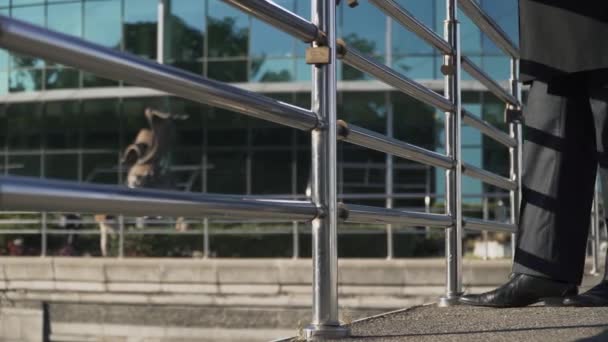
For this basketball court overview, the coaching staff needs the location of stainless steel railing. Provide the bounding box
[0,0,528,339]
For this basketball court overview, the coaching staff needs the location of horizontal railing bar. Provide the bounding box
[0,16,317,131]
[345,204,452,227]
[462,163,516,191]
[461,56,519,107]
[369,0,452,54]
[0,229,41,234]
[222,0,321,43]
[0,176,319,221]
[461,109,516,148]
[341,46,454,112]
[464,217,517,233]
[458,0,519,58]
[340,121,454,169]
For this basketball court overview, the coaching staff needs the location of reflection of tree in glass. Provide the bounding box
[164,15,203,64]
[207,17,248,58]
[250,54,290,83]
[342,33,378,81]
[123,22,157,59]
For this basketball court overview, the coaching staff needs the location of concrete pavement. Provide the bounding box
[320,304,608,342]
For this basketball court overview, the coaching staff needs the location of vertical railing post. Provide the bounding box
[304,0,349,339]
[157,0,165,64]
[508,58,523,260]
[385,93,394,260]
[439,0,463,306]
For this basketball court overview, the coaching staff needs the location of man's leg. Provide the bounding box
[562,86,608,306]
[512,80,597,285]
[459,80,593,307]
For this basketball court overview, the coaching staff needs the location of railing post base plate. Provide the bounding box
[304,324,350,340]
[438,294,464,307]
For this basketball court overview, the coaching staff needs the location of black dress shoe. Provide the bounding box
[458,273,578,308]
[562,280,608,307]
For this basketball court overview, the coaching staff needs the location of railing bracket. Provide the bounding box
[505,105,523,123]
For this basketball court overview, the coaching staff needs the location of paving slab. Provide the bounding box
[328,304,608,342]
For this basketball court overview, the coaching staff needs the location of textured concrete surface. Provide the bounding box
[0,305,44,342]
[324,305,608,342]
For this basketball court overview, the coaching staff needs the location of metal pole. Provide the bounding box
[156,0,165,64]
[482,196,489,260]
[203,218,210,258]
[509,58,523,261]
[304,0,348,339]
[439,0,463,307]
[118,214,125,258]
[292,130,300,259]
[385,92,394,260]
[384,17,394,260]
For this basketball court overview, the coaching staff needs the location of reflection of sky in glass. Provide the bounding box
[84,0,122,48]
[250,58,294,83]
[169,0,205,33]
[125,0,157,24]
[250,17,295,58]
[341,1,386,57]
[393,0,435,55]
[47,2,82,37]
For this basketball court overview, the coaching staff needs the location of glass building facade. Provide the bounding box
[0,0,519,257]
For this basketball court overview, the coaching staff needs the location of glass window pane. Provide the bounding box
[250,58,294,82]
[46,68,80,90]
[458,8,482,55]
[341,1,385,58]
[392,56,436,79]
[0,71,8,94]
[48,1,83,37]
[207,1,249,58]
[165,0,204,68]
[84,0,121,48]
[393,0,434,55]
[44,101,80,149]
[83,153,119,184]
[250,0,295,58]
[11,5,45,68]
[207,60,247,82]
[252,151,291,194]
[82,99,120,149]
[7,155,41,177]
[482,56,510,81]
[82,71,118,88]
[7,102,43,150]
[208,151,246,194]
[45,154,78,180]
[481,0,519,54]
[9,69,42,92]
[124,0,157,59]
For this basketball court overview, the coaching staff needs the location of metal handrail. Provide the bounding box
[222,0,322,43]
[339,121,455,169]
[369,0,452,55]
[0,176,318,221]
[462,56,519,107]
[0,16,318,131]
[345,204,452,227]
[462,109,516,148]
[464,217,517,233]
[459,0,520,58]
[341,46,454,112]
[462,163,517,191]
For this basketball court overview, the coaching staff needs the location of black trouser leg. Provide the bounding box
[592,90,608,281]
[513,80,598,284]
